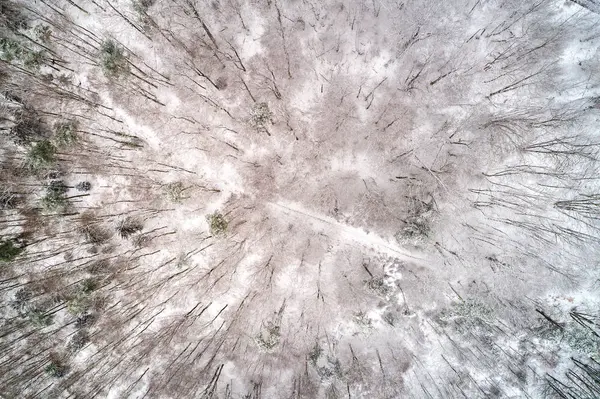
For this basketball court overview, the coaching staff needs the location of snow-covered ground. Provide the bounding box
[1,0,600,397]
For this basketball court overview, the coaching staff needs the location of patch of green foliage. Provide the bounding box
[33,25,52,44]
[163,181,185,202]
[67,331,88,353]
[132,0,155,27]
[80,278,97,294]
[0,37,22,62]
[439,298,494,329]
[67,294,90,315]
[250,102,273,131]
[45,360,66,378]
[41,180,68,211]
[255,323,281,351]
[67,279,98,315]
[100,40,129,77]
[54,121,78,147]
[541,324,600,358]
[26,307,53,327]
[0,239,23,262]
[0,37,45,69]
[23,50,44,69]
[26,140,56,171]
[207,212,227,236]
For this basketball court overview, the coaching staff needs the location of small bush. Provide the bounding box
[116,217,143,239]
[0,37,23,62]
[0,239,24,262]
[9,110,45,146]
[132,233,149,248]
[23,50,44,70]
[34,25,52,44]
[353,311,373,329]
[67,294,90,316]
[26,140,56,171]
[255,323,281,351]
[54,121,78,147]
[250,102,273,131]
[163,181,185,202]
[541,323,600,358]
[26,307,53,327]
[100,40,129,77]
[207,212,227,236]
[0,187,18,209]
[439,299,494,329]
[132,0,155,14]
[75,181,91,192]
[80,278,97,294]
[395,195,435,244]
[0,37,45,69]
[41,180,68,211]
[75,313,94,329]
[366,276,393,298]
[45,360,66,378]
[67,331,88,353]
[79,224,110,245]
[87,259,109,275]
[308,342,323,365]
[10,289,32,313]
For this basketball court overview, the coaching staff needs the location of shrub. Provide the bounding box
[67,294,90,316]
[87,259,109,275]
[26,307,53,327]
[0,37,45,69]
[67,331,88,353]
[207,212,227,236]
[67,279,97,315]
[308,342,323,365]
[33,25,52,44]
[0,239,24,262]
[9,110,45,146]
[75,181,91,192]
[75,313,94,329]
[366,276,393,297]
[100,40,129,77]
[26,140,56,171]
[45,360,66,378]
[132,0,155,14]
[132,233,149,248]
[255,323,281,351]
[353,311,373,329]
[79,224,110,244]
[10,288,32,313]
[0,37,23,62]
[542,324,600,358]
[395,195,435,244]
[41,180,68,211]
[116,217,143,239]
[250,102,273,131]
[0,186,18,209]
[163,181,185,202]
[439,299,494,329]
[23,50,44,70]
[80,278,97,294]
[54,121,78,147]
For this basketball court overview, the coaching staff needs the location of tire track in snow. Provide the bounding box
[268,201,425,262]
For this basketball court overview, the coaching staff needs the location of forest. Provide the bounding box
[0,0,600,397]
